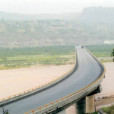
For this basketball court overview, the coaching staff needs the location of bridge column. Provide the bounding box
[85,85,102,113]
[86,95,95,113]
[57,86,102,114]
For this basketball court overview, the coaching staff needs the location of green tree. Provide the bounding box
[111,49,114,62]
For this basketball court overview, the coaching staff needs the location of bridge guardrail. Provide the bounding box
[0,50,77,106]
[25,48,105,114]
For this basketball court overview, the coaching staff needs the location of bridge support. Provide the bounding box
[86,95,95,113]
[54,85,102,114]
[85,85,102,113]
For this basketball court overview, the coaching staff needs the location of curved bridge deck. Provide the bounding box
[0,47,105,114]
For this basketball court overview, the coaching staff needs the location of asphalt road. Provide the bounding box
[0,47,103,114]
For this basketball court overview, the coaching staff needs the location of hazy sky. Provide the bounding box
[0,0,114,14]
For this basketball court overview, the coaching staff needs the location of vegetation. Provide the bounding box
[87,45,114,57]
[87,45,114,63]
[0,19,114,48]
[0,7,114,48]
[111,49,114,62]
[0,44,113,69]
[0,45,75,69]
[101,105,114,113]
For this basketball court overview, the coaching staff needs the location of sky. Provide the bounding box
[0,0,114,14]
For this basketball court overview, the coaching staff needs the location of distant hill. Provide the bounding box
[79,7,114,23]
[0,7,114,48]
[0,7,114,22]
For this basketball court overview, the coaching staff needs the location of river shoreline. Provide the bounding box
[0,64,74,99]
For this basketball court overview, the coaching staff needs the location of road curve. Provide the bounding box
[0,47,104,114]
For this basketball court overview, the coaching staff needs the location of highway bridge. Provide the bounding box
[0,47,105,114]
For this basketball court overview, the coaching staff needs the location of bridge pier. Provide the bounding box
[53,85,102,114]
[85,85,102,113]
[86,95,95,113]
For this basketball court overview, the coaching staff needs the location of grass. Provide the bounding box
[0,45,75,69]
[87,44,114,57]
[87,44,114,63]
[101,105,114,113]
[99,57,113,63]
[0,55,75,69]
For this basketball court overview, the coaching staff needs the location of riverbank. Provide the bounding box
[95,62,114,98]
[0,64,74,99]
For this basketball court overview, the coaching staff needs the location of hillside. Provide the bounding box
[0,7,114,48]
[79,7,114,23]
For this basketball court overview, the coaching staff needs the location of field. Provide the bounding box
[0,45,75,69]
[0,44,113,69]
[87,45,114,57]
[87,45,114,62]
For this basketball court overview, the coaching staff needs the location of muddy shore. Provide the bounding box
[0,64,74,99]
